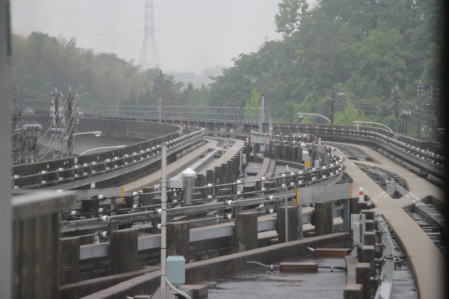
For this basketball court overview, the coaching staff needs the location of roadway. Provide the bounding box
[328,141,445,299]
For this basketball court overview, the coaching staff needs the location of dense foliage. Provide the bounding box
[12,0,442,138]
[12,32,194,112]
[208,0,442,136]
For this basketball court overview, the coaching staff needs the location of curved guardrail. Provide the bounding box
[274,124,445,180]
[13,126,205,189]
[14,113,445,189]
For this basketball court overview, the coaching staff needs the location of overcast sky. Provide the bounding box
[11,0,289,73]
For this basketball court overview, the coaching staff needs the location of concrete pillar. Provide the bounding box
[364,232,376,246]
[365,220,375,232]
[349,197,360,215]
[193,174,201,187]
[344,284,363,299]
[361,210,374,220]
[276,206,299,242]
[281,146,287,160]
[274,144,281,159]
[291,147,298,162]
[284,147,291,161]
[221,163,228,184]
[296,146,302,162]
[313,202,333,236]
[214,166,222,184]
[205,170,214,184]
[356,263,371,299]
[343,199,351,233]
[298,205,304,239]
[59,237,80,284]
[110,228,138,274]
[142,187,153,206]
[361,245,375,269]
[167,221,190,262]
[227,160,234,182]
[234,212,258,252]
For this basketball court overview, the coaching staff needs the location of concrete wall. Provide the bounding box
[79,118,178,140]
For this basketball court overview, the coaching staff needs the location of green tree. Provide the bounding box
[334,103,367,126]
[244,89,261,121]
[12,32,190,111]
[275,0,309,36]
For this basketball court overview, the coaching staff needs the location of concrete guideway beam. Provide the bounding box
[334,141,445,299]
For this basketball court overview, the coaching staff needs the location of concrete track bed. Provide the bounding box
[205,257,346,299]
[355,163,408,199]
[80,233,350,299]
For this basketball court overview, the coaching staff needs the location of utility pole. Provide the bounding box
[330,91,336,125]
[158,95,162,123]
[416,81,422,138]
[258,94,265,133]
[160,143,167,298]
[393,84,400,133]
[0,0,12,297]
[139,0,159,69]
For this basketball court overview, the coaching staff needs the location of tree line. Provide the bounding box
[12,0,442,138]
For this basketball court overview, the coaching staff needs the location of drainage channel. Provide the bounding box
[355,163,408,199]
[404,200,446,256]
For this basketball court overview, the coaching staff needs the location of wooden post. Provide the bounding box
[314,202,333,236]
[276,206,299,242]
[59,237,80,284]
[167,221,190,262]
[110,228,138,274]
[234,212,258,252]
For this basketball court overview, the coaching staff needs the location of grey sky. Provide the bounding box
[11,0,286,73]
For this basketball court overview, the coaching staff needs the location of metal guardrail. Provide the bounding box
[96,108,445,180]
[101,105,268,124]
[12,128,204,189]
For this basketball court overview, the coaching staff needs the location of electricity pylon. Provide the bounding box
[139,0,160,69]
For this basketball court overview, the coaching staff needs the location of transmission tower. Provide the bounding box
[139,0,160,69]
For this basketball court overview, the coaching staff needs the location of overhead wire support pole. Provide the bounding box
[393,84,400,133]
[160,143,167,298]
[0,0,12,296]
[258,94,265,133]
[158,96,162,123]
[330,91,336,125]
